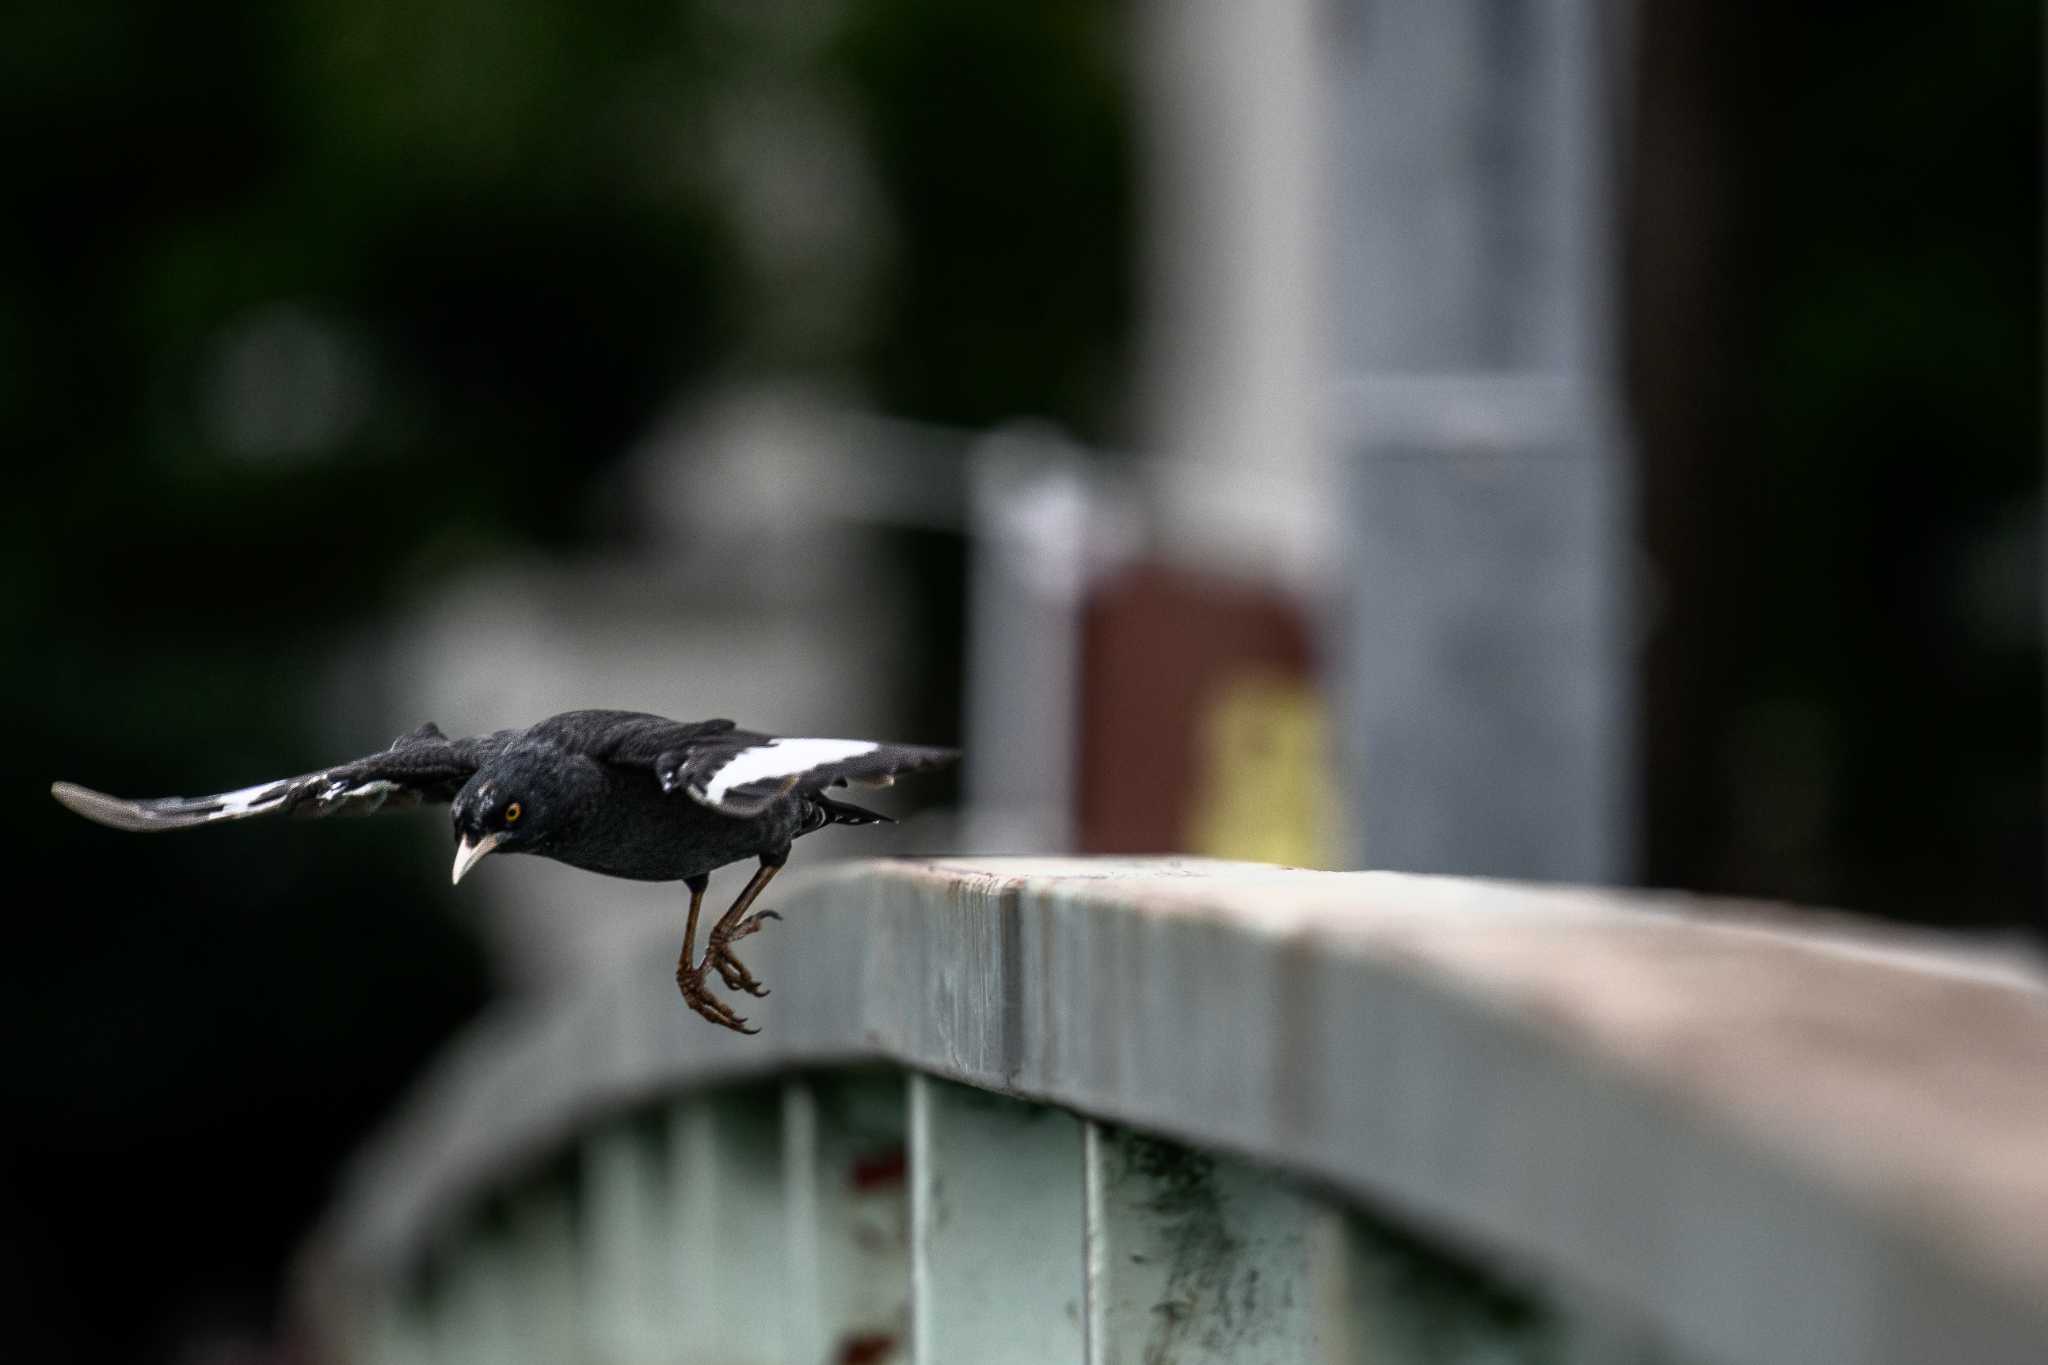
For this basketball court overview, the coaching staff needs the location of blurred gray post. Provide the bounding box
[1331,0,1634,880]
[961,429,1094,854]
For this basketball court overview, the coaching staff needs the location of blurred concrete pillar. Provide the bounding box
[1330,0,1634,880]
[1114,0,1344,866]
[1135,0,1331,586]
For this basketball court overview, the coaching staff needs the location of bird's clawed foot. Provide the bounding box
[676,907,782,1033]
[710,909,780,997]
[676,958,758,1034]
[675,861,785,1035]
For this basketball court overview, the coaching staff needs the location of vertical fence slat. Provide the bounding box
[909,1074,1086,1364]
[667,1089,786,1364]
[1083,1121,1351,1364]
[785,1072,913,1365]
[585,1119,667,1365]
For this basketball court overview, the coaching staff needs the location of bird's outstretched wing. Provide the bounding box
[532,710,744,767]
[657,732,959,819]
[528,709,957,819]
[51,723,513,833]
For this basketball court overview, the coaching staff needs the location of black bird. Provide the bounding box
[50,710,957,1033]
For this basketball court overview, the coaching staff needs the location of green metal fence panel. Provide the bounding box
[585,1119,670,1365]
[909,1075,1087,1363]
[669,1091,786,1364]
[299,858,2048,1365]
[1084,1124,1342,1363]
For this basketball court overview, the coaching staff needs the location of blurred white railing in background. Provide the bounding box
[298,859,2048,1365]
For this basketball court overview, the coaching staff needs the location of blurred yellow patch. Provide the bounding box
[1185,671,1342,868]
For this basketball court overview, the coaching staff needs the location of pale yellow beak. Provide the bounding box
[451,831,504,885]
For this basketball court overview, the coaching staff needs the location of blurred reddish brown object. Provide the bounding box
[1078,564,1330,860]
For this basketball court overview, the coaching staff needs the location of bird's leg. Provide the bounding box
[679,874,708,966]
[704,860,783,999]
[674,863,786,1033]
[675,875,753,1034]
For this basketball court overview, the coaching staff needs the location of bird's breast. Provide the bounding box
[544,778,795,883]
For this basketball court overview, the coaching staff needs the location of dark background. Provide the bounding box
[1,1,2036,1360]
[1630,0,2041,928]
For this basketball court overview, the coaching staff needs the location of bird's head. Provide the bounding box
[449,751,577,884]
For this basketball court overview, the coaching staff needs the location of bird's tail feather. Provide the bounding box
[812,793,894,827]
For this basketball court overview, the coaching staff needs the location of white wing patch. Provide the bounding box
[317,778,403,814]
[210,781,290,820]
[700,738,880,805]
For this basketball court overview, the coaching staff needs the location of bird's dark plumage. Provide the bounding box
[53,709,958,1032]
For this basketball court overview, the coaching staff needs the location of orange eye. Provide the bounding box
[504,801,522,824]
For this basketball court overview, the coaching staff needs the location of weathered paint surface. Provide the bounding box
[1084,1123,1328,1364]
[910,1074,1086,1363]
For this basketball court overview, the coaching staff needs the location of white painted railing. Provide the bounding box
[297,859,2048,1365]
